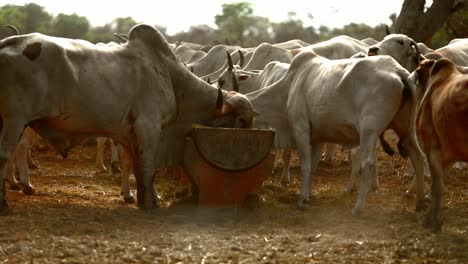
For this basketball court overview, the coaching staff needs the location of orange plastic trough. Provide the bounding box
[183,126,275,206]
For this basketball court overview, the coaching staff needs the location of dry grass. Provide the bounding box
[0,134,467,263]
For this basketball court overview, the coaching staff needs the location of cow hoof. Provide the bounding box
[96,165,108,174]
[415,200,428,212]
[9,183,21,191]
[423,214,442,233]
[346,185,356,193]
[0,207,10,216]
[352,207,361,217]
[139,203,157,211]
[369,185,379,193]
[124,196,135,204]
[22,186,36,196]
[403,189,413,198]
[111,162,121,174]
[431,222,442,233]
[297,199,309,209]
[28,162,38,170]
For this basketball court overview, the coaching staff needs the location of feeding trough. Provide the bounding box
[183,126,275,206]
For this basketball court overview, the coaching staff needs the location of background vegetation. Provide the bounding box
[0,2,466,48]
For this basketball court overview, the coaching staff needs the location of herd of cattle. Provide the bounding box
[0,24,466,233]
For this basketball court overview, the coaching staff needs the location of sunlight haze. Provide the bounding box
[5,0,407,34]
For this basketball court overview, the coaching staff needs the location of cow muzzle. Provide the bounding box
[368,47,379,56]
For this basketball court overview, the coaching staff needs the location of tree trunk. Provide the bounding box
[394,0,463,43]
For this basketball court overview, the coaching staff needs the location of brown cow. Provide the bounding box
[416,58,468,232]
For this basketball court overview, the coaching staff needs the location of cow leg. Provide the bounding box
[424,146,445,233]
[27,149,38,169]
[132,122,159,210]
[119,146,134,203]
[272,149,281,174]
[321,144,335,163]
[346,147,360,193]
[452,162,467,171]
[297,139,321,209]
[96,137,108,173]
[110,139,121,174]
[402,136,427,211]
[352,130,377,216]
[6,154,19,190]
[14,139,34,195]
[0,121,25,212]
[280,148,291,184]
[294,121,313,208]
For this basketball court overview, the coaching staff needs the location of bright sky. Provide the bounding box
[5,0,409,35]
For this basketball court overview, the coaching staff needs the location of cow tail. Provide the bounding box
[396,70,416,159]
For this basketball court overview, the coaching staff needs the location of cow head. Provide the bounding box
[410,59,436,98]
[212,87,258,128]
[367,34,421,72]
[216,50,249,92]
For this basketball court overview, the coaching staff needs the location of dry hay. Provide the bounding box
[0,132,467,263]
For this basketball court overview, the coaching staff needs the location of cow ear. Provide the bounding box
[430,58,454,77]
[238,73,250,81]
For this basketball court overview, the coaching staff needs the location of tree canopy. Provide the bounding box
[0,1,465,47]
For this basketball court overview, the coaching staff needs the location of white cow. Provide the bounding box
[367,34,421,72]
[242,43,294,71]
[174,45,203,63]
[186,44,242,77]
[292,35,369,60]
[425,38,468,66]
[246,51,426,215]
[361,37,378,46]
[0,24,257,212]
[217,61,292,182]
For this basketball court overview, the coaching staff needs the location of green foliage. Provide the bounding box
[0,2,461,47]
[0,3,51,37]
[51,13,90,39]
[112,17,137,34]
[430,5,468,48]
[272,12,318,44]
[22,3,51,33]
[215,2,254,45]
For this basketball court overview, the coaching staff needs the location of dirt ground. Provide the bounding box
[0,134,467,263]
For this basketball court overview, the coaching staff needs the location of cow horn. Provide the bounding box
[410,40,421,65]
[4,25,19,35]
[113,33,127,43]
[232,71,239,92]
[227,50,234,70]
[206,77,211,84]
[385,25,391,35]
[238,50,245,68]
[216,86,223,113]
[190,66,194,73]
